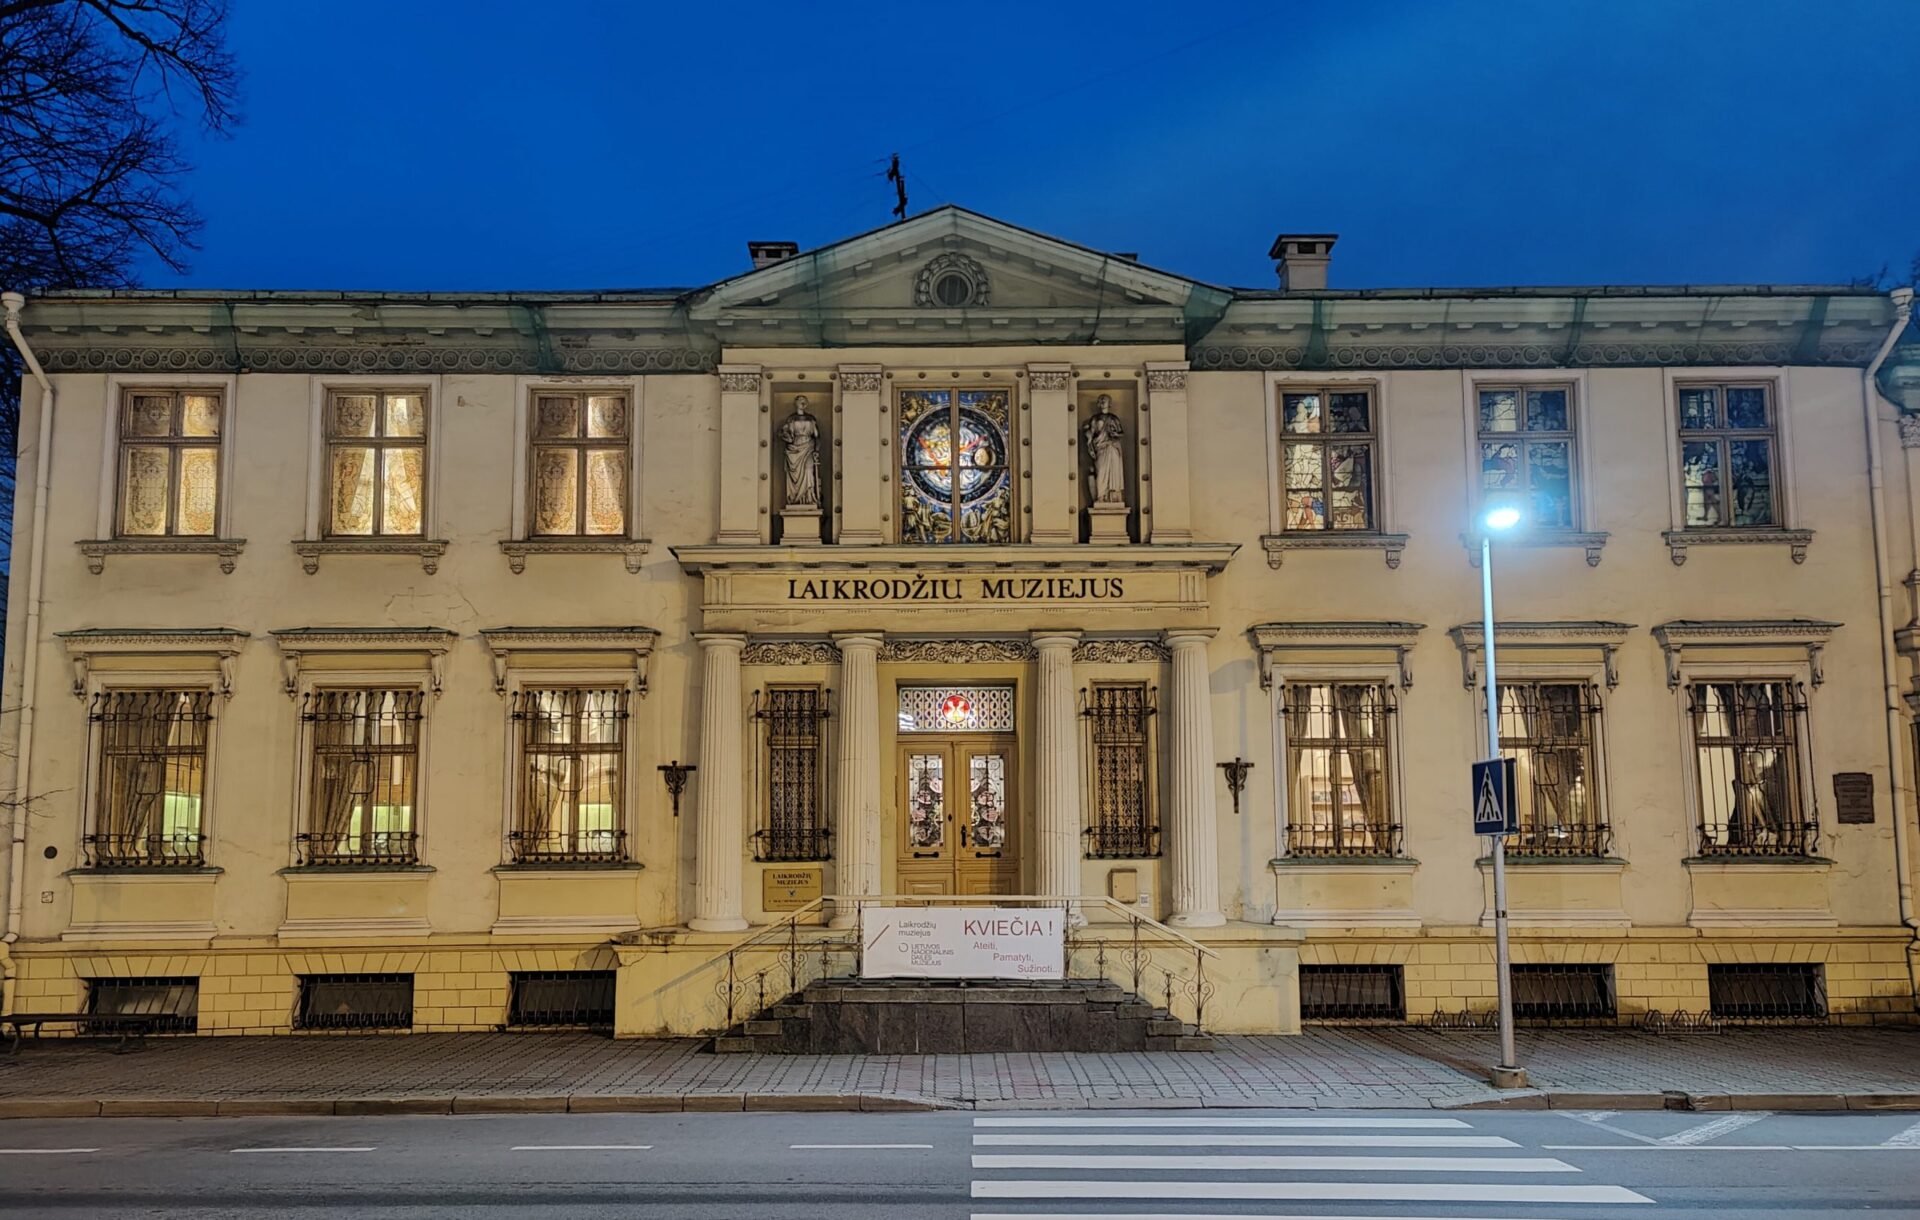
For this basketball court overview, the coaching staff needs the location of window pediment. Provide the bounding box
[1445,621,1634,690]
[57,628,249,699]
[1651,618,1839,688]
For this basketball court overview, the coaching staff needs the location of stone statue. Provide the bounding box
[1083,394,1127,505]
[779,397,821,508]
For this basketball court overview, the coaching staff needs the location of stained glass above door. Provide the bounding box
[897,686,1015,733]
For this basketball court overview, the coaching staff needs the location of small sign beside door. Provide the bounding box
[762,866,823,912]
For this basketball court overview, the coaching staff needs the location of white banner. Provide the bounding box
[860,906,1065,980]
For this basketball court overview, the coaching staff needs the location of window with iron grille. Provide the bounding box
[86,689,214,868]
[326,389,426,536]
[87,977,199,1033]
[1512,964,1615,1021]
[1299,964,1405,1021]
[1084,683,1158,858]
[1283,682,1398,856]
[754,686,829,862]
[1279,387,1376,531]
[295,973,414,1030]
[1677,382,1779,528]
[528,391,630,537]
[510,688,628,863]
[508,971,616,1028]
[1477,385,1577,529]
[299,689,424,866]
[1688,680,1815,856]
[1494,682,1608,857]
[115,388,222,537]
[1708,963,1826,1020]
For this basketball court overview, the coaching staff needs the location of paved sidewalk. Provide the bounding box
[2,1027,1916,1116]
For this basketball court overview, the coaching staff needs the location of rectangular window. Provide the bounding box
[295,973,413,1030]
[1707,963,1826,1020]
[86,689,214,868]
[1688,679,1815,856]
[510,687,628,862]
[507,971,616,1028]
[1494,682,1607,856]
[116,389,222,537]
[326,390,426,536]
[1677,382,1778,527]
[87,977,199,1034]
[529,391,630,537]
[1478,385,1576,529]
[1284,682,1397,855]
[1085,683,1157,858]
[755,685,829,862]
[299,688,423,866]
[1280,387,1375,531]
[1511,964,1615,1021]
[897,388,1013,543]
[1299,964,1405,1021]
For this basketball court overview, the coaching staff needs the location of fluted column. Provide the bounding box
[690,632,749,932]
[1163,628,1225,927]
[830,632,884,927]
[1032,631,1083,920]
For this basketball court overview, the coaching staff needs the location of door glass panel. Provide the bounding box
[968,753,1007,849]
[906,752,945,849]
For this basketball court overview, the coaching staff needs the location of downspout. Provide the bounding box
[1860,287,1920,998]
[2,291,55,949]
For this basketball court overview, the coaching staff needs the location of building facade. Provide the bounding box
[1,208,1916,1037]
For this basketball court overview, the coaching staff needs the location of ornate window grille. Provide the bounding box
[115,388,222,537]
[298,688,424,866]
[1688,679,1815,856]
[1677,382,1779,528]
[325,389,427,536]
[753,685,831,862]
[1279,387,1376,531]
[528,391,630,537]
[85,689,214,868]
[1082,683,1158,858]
[1493,682,1608,857]
[1283,682,1399,856]
[509,687,629,863]
[1476,385,1577,529]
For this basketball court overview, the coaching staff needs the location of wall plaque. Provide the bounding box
[762,866,823,911]
[1833,772,1875,824]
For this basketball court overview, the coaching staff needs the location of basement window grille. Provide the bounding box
[507,971,616,1029]
[1511,964,1615,1022]
[1082,683,1159,859]
[1299,964,1405,1022]
[295,973,414,1030]
[1708,963,1827,1020]
[86,977,198,1033]
[753,686,831,862]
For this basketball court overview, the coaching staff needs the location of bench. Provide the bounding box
[3,1012,166,1054]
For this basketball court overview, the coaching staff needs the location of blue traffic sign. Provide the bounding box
[1472,757,1518,835]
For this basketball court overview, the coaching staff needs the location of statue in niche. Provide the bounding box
[1082,394,1127,506]
[778,396,821,508]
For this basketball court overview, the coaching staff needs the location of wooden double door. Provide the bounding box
[895,735,1019,896]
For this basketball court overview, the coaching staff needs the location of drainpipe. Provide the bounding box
[2,291,55,951]
[1860,287,1920,998]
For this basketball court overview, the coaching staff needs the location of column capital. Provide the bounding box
[1029,630,1083,652]
[1160,627,1218,650]
[836,363,884,393]
[830,631,885,652]
[692,631,748,650]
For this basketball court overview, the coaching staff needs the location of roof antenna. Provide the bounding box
[885,153,908,220]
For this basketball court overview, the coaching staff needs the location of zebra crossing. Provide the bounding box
[968,1112,1653,1217]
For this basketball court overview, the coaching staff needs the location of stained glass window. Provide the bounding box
[897,686,1016,734]
[116,390,222,538]
[906,752,946,848]
[969,753,1008,848]
[1678,384,1778,528]
[1478,385,1576,529]
[327,390,427,536]
[1280,388,1375,531]
[898,389,1012,543]
[530,391,629,537]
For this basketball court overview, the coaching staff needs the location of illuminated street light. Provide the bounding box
[1479,498,1526,1088]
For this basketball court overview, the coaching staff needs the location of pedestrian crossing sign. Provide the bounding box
[1472,757,1518,835]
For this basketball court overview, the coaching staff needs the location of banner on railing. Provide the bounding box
[860,906,1064,980]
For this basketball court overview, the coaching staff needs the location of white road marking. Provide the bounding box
[0,1148,98,1155]
[1790,1144,1920,1151]
[230,1147,375,1154]
[973,1116,1471,1129]
[972,1153,1575,1173]
[791,1143,933,1150]
[1884,1119,1920,1148]
[974,1133,1518,1149]
[508,1144,654,1151]
[1550,1110,1662,1145]
[1659,1112,1770,1146]
[1561,1110,1615,1122]
[970,1180,1654,1204]
[1543,1143,1793,1151]
[973,1215,1571,1220]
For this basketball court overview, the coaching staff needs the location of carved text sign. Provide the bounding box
[787,576,1126,603]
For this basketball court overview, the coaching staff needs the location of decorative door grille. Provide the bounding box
[1083,683,1158,858]
[753,686,831,861]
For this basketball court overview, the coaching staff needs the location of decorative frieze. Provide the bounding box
[718,371,762,393]
[1072,638,1170,663]
[1028,369,1073,392]
[840,369,883,392]
[880,638,1037,663]
[1144,368,1187,392]
[742,640,842,665]
[1192,339,1883,372]
[36,345,715,375]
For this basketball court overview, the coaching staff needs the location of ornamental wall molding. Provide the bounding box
[880,637,1037,663]
[1260,531,1409,570]
[1461,530,1609,568]
[840,369,884,392]
[717,371,762,393]
[1144,368,1188,392]
[35,345,716,375]
[1650,618,1840,689]
[742,639,842,665]
[913,252,991,308]
[56,628,250,699]
[1072,638,1171,663]
[1247,621,1425,691]
[269,628,458,698]
[78,537,246,575]
[292,538,447,575]
[478,627,659,695]
[499,538,649,574]
[1191,340,1883,371]
[1443,621,1635,690]
[1028,369,1073,392]
[1660,528,1813,566]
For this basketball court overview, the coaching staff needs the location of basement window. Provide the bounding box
[1512,964,1615,1021]
[86,977,198,1033]
[295,973,414,1030]
[507,971,616,1029]
[1299,964,1405,1022]
[1708,963,1827,1020]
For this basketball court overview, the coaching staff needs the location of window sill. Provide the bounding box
[494,861,643,872]
[1662,528,1813,566]
[1462,531,1609,568]
[1270,855,1417,869]
[1683,855,1832,868]
[66,865,222,878]
[1476,855,1626,869]
[1261,532,1408,570]
[1085,853,1163,862]
[294,538,447,575]
[279,864,435,875]
[79,537,246,575]
[501,537,649,574]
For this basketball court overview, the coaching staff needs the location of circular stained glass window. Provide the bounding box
[905,406,1007,507]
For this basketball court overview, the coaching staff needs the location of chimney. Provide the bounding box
[1269,233,1338,290]
[747,240,800,271]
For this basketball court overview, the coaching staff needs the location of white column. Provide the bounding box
[830,632,884,927]
[1163,628,1225,927]
[690,632,748,931]
[1031,631,1083,918]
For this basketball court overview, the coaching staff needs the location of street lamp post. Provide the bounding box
[1480,504,1527,1089]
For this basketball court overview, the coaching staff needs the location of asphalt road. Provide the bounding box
[1,1106,1917,1218]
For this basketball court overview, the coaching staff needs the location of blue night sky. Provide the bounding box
[145,0,1919,293]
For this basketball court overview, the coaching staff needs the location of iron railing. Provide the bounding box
[86,977,199,1033]
[296,830,418,867]
[1689,680,1817,857]
[1083,683,1159,859]
[507,828,628,864]
[1282,682,1400,856]
[294,973,414,1030]
[82,831,206,869]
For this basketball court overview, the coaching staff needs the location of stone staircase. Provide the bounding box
[711,977,1213,1054]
